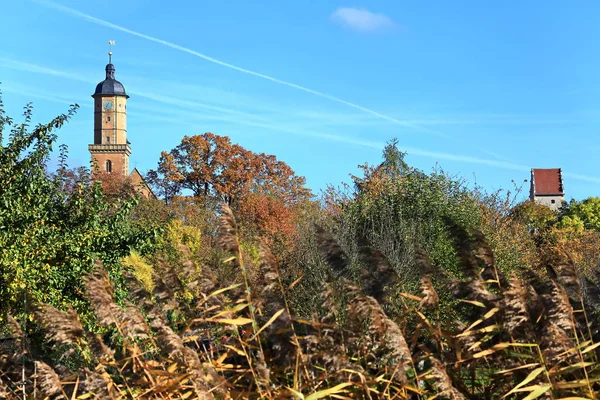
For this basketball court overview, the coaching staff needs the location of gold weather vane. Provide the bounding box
[108,40,115,63]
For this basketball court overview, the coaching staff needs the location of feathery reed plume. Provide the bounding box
[0,376,8,399]
[442,216,479,279]
[314,224,349,277]
[501,275,531,339]
[151,318,185,359]
[539,281,577,364]
[443,217,507,288]
[155,259,185,296]
[454,320,481,357]
[80,368,116,399]
[415,248,439,309]
[123,270,154,311]
[582,276,600,309]
[181,347,219,398]
[347,282,411,384]
[301,283,358,383]
[415,245,435,275]
[553,254,581,298]
[470,228,506,286]
[218,204,242,268]
[177,244,212,296]
[1,315,25,363]
[34,361,65,399]
[34,303,83,347]
[151,275,180,312]
[258,241,283,310]
[357,235,399,305]
[85,261,150,342]
[451,278,499,305]
[545,281,576,335]
[427,357,466,400]
[120,302,150,339]
[6,315,23,340]
[257,241,295,365]
[419,276,439,309]
[84,261,121,327]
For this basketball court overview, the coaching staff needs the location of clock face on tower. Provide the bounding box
[103,100,113,111]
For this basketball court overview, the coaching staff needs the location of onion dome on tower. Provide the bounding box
[93,52,129,98]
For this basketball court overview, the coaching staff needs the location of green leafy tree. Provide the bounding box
[314,140,482,298]
[0,96,157,323]
[560,197,600,231]
[510,200,558,232]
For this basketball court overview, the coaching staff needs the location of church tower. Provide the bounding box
[89,50,131,176]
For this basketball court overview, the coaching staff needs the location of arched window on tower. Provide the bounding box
[106,160,112,173]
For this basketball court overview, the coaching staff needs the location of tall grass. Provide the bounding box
[1,204,599,399]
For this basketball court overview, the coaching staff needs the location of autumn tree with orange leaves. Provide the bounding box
[147,133,311,206]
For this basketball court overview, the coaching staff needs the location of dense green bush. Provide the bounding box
[0,98,158,326]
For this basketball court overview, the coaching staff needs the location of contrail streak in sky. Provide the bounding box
[33,0,446,137]
[5,56,600,184]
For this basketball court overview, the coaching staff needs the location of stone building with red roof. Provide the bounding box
[529,168,564,211]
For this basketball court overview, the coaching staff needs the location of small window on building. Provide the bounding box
[551,199,556,204]
[107,116,111,122]
[106,136,110,143]
[106,160,112,173]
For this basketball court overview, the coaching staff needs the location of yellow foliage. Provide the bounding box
[240,240,260,267]
[165,219,203,256]
[122,250,155,292]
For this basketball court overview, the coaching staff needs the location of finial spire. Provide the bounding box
[108,40,115,64]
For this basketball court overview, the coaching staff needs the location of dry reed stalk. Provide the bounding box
[34,361,66,399]
[0,376,8,399]
[554,257,581,298]
[120,302,151,339]
[1,315,26,365]
[85,261,151,343]
[123,270,154,311]
[453,321,481,358]
[415,248,440,309]
[427,357,466,400]
[84,261,122,327]
[356,235,399,306]
[471,228,506,287]
[539,281,578,365]
[419,276,439,309]
[443,217,480,280]
[80,368,116,399]
[347,282,411,384]
[315,224,349,277]
[502,275,532,339]
[217,204,242,269]
[34,303,83,346]
[217,204,273,398]
[258,241,295,365]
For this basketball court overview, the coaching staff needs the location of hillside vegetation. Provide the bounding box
[2,100,600,399]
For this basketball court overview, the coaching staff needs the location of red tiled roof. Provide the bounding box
[532,168,563,195]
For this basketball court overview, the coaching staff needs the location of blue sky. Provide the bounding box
[1,0,599,201]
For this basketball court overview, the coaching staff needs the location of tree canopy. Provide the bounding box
[0,99,157,318]
[147,133,311,205]
[560,197,600,231]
